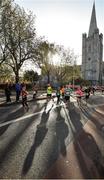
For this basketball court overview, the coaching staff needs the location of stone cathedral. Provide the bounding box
[81,2,103,85]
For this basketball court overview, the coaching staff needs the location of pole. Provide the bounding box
[73,63,74,91]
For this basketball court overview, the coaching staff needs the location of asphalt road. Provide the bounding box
[0,95,104,179]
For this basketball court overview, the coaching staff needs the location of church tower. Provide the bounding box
[82,2,103,85]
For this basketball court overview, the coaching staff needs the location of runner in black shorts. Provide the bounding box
[47,84,52,101]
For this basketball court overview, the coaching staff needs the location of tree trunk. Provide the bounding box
[47,71,50,84]
[15,70,19,83]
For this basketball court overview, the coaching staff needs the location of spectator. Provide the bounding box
[15,82,22,102]
[5,83,11,103]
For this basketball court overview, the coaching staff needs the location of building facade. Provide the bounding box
[82,2,103,85]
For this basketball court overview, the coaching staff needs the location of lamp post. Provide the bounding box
[72,59,76,91]
[72,65,74,91]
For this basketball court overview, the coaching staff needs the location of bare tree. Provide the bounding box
[37,40,56,84]
[53,45,77,84]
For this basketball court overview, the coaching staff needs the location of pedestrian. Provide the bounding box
[64,85,72,106]
[15,82,22,102]
[75,87,84,106]
[56,87,61,104]
[5,82,11,103]
[21,85,29,111]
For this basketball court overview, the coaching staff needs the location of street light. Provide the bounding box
[72,59,76,91]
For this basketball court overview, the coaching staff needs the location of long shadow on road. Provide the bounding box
[0,103,45,169]
[68,102,104,179]
[0,101,46,136]
[22,104,69,178]
[22,102,52,175]
[80,104,104,131]
[55,106,69,157]
[0,106,25,136]
[44,105,69,179]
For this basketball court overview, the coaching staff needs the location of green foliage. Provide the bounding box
[73,77,91,86]
[0,64,13,82]
[23,70,39,83]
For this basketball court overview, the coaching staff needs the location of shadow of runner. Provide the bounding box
[0,107,25,136]
[68,102,104,179]
[22,104,53,175]
[0,102,46,136]
[0,106,25,124]
[0,115,40,166]
[0,103,45,172]
[55,106,69,157]
[0,125,10,136]
[80,104,104,131]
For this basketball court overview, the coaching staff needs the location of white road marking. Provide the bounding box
[0,102,66,128]
[0,110,44,128]
[1,97,103,128]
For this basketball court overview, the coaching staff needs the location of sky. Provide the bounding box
[15,0,104,65]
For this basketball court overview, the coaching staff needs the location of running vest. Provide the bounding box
[47,86,52,94]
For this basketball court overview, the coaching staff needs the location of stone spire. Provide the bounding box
[88,2,98,36]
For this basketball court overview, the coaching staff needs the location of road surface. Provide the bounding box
[0,95,104,179]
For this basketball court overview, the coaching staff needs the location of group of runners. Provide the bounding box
[22,84,101,110]
[4,82,102,111]
[47,84,72,105]
[47,84,92,106]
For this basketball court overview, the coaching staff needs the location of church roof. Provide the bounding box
[88,2,98,36]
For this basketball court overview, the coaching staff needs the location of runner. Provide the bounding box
[91,86,96,95]
[33,84,38,100]
[47,84,53,102]
[21,85,29,111]
[84,87,90,105]
[101,86,104,95]
[60,86,65,100]
[64,85,72,106]
[56,87,61,104]
[75,87,84,106]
